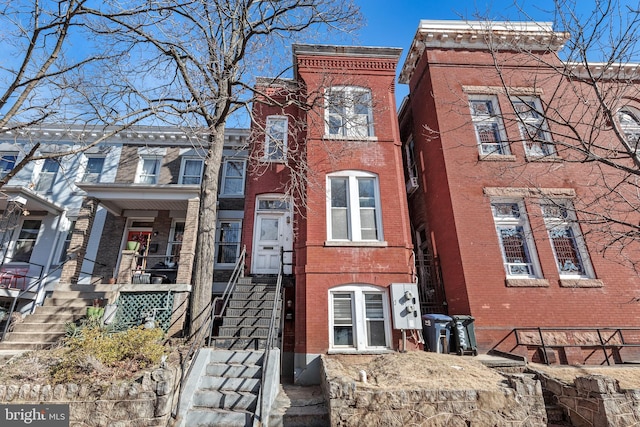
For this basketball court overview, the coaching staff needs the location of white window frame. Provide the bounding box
[34,158,59,193]
[82,156,105,183]
[326,171,383,242]
[0,152,18,178]
[215,219,242,266]
[10,218,42,263]
[617,106,640,154]
[264,115,288,161]
[135,156,161,184]
[221,159,246,196]
[404,137,418,179]
[325,86,375,139]
[511,96,556,157]
[491,200,542,278]
[469,95,510,156]
[541,200,595,279]
[329,284,392,352]
[179,157,204,185]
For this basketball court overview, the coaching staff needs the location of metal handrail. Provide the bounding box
[208,246,246,345]
[254,248,285,425]
[496,326,640,365]
[171,246,246,420]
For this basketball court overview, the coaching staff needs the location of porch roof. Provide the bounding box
[0,186,66,214]
[75,183,200,215]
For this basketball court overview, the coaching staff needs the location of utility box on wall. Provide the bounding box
[390,283,422,330]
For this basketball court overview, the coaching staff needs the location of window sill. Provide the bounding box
[324,241,388,247]
[478,153,517,162]
[219,194,245,198]
[323,135,378,142]
[559,278,604,288]
[505,278,549,287]
[525,154,562,162]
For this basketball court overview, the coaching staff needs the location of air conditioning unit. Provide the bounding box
[406,177,419,195]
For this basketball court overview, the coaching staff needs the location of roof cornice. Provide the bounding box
[399,20,570,84]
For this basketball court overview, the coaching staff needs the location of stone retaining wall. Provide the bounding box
[0,367,178,427]
[320,355,547,426]
[534,371,640,426]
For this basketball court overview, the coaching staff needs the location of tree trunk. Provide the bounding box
[189,124,226,338]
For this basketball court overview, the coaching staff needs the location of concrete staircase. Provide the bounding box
[269,384,329,426]
[0,283,114,351]
[176,277,282,427]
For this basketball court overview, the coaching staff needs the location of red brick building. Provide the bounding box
[398,20,640,363]
[246,45,415,383]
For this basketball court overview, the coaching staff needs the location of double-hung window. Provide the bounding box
[491,201,540,278]
[179,158,204,184]
[264,116,288,161]
[326,86,374,139]
[221,160,246,196]
[0,153,17,178]
[216,220,242,265]
[34,159,59,192]
[136,157,161,184]
[541,201,593,278]
[329,285,390,351]
[167,221,185,265]
[617,107,640,154]
[328,171,382,242]
[469,96,510,155]
[82,156,105,183]
[512,96,555,157]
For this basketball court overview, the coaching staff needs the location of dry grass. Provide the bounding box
[529,362,640,390]
[327,352,507,391]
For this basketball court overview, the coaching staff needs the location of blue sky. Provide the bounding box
[353,0,564,102]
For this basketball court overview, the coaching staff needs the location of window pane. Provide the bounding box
[217,222,241,263]
[331,178,348,207]
[498,226,532,275]
[367,321,386,347]
[0,153,17,177]
[266,117,287,160]
[365,294,385,347]
[331,209,349,239]
[549,226,585,274]
[13,220,41,262]
[83,157,105,183]
[35,159,59,192]
[333,293,353,346]
[259,218,279,241]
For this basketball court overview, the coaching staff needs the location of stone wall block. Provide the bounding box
[66,383,79,400]
[40,384,52,401]
[576,375,620,394]
[0,385,6,401]
[154,395,172,417]
[18,383,30,400]
[28,384,41,400]
[53,383,66,400]
[140,371,153,391]
[6,384,19,401]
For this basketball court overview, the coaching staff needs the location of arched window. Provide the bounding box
[617,107,640,151]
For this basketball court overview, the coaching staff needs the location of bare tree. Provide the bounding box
[0,0,164,188]
[86,0,361,334]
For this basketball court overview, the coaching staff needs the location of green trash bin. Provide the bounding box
[451,315,477,356]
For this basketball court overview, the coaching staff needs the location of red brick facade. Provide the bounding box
[399,21,640,357]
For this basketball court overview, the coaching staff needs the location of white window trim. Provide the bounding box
[220,159,246,197]
[326,171,384,243]
[34,158,59,193]
[0,152,18,178]
[178,157,204,185]
[468,95,510,156]
[491,199,542,279]
[541,200,595,279]
[324,86,376,140]
[165,219,185,266]
[328,284,392,352]
[214,219,242,267]
[264,115,288,162]
[7,218,43,264]
[511,96,556,157]
[135,156,161,184]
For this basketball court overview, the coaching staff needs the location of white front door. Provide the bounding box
[252,210,293,275]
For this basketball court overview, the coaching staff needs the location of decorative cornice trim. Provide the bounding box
[484,187,577,198]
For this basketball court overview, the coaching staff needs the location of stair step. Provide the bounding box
[2,331,65,342]
[43,298,96,308]
[234,284,273,293]
[200,376,261,393]
[231,292,275,301]
[221,317,272,327]
[209,350,264,365]
[226,308,272,317]
[206,363,262,378]
[0,342,55,350]
[56,283,118,293]
[33,306,87,315]
[25,314,83,323]
[213,338,267,350]
[218,327,269,338]
[185,408,253,427]
[47,290,113,300]
[12,322,68,333]
[228,300,273,309]
[193,390,258,411]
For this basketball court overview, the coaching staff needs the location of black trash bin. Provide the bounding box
[451,315,477,356]
[422,314,452,353]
